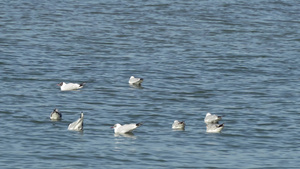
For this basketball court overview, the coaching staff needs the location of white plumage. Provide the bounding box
[68,113,84,131]
[112,123,142,134]
[50,108,62,120]
[128,76,143,85]
[172,120,185,130]
[204,112,222,124]
[206,123,224,133]
[57,82,85,91]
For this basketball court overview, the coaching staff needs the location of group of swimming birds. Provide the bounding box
[171,112,224,133]
[52,76,224,134]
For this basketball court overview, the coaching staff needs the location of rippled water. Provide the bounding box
[1,0,300,168]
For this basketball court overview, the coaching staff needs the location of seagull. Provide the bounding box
[204,112,222,124]
[206,123,224,133]
[57,82,85,91]
[172,120,185,130]
[128,76,143,85]
[111,123,142,134]
[50,108,62,120]
[68,112,84,131]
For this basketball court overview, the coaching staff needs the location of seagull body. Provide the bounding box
[204,112,222,124]
[172,120,185,130]
[206,123,224,133]
[128,76,143,85]
[50,108,62,120]
[57,82,85,91]
[68,113,84,131]
[112,123,142,134]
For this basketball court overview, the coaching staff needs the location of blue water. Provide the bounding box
[1,0,300,168]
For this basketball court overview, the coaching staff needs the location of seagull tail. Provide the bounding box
[218,123,224,127]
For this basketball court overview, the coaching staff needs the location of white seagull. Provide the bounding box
[172,120,185,130]
[50,108,62,120]
[128,76,143,85]
[68,112,84,131]
[57,82,85,91]
[112,123,142,134]
[204,112,222,124]
[206,123,224,133]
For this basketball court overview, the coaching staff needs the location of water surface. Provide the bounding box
[1,0,300,168]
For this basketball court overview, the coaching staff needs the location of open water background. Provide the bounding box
[0,0,300,168]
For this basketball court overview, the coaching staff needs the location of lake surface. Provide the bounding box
[1,0,300,168]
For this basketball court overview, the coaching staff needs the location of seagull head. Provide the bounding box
[111,123,121,129]
[57,82,64,86]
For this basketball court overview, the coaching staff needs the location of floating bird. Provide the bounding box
[206,123,224,133]
[57,82,85,91]
[50,108,62,120]
[204,112,222,124]
[128,76,143,85]
[112,123,142,134]
[172,120,185,130]
[68,112,84,131]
